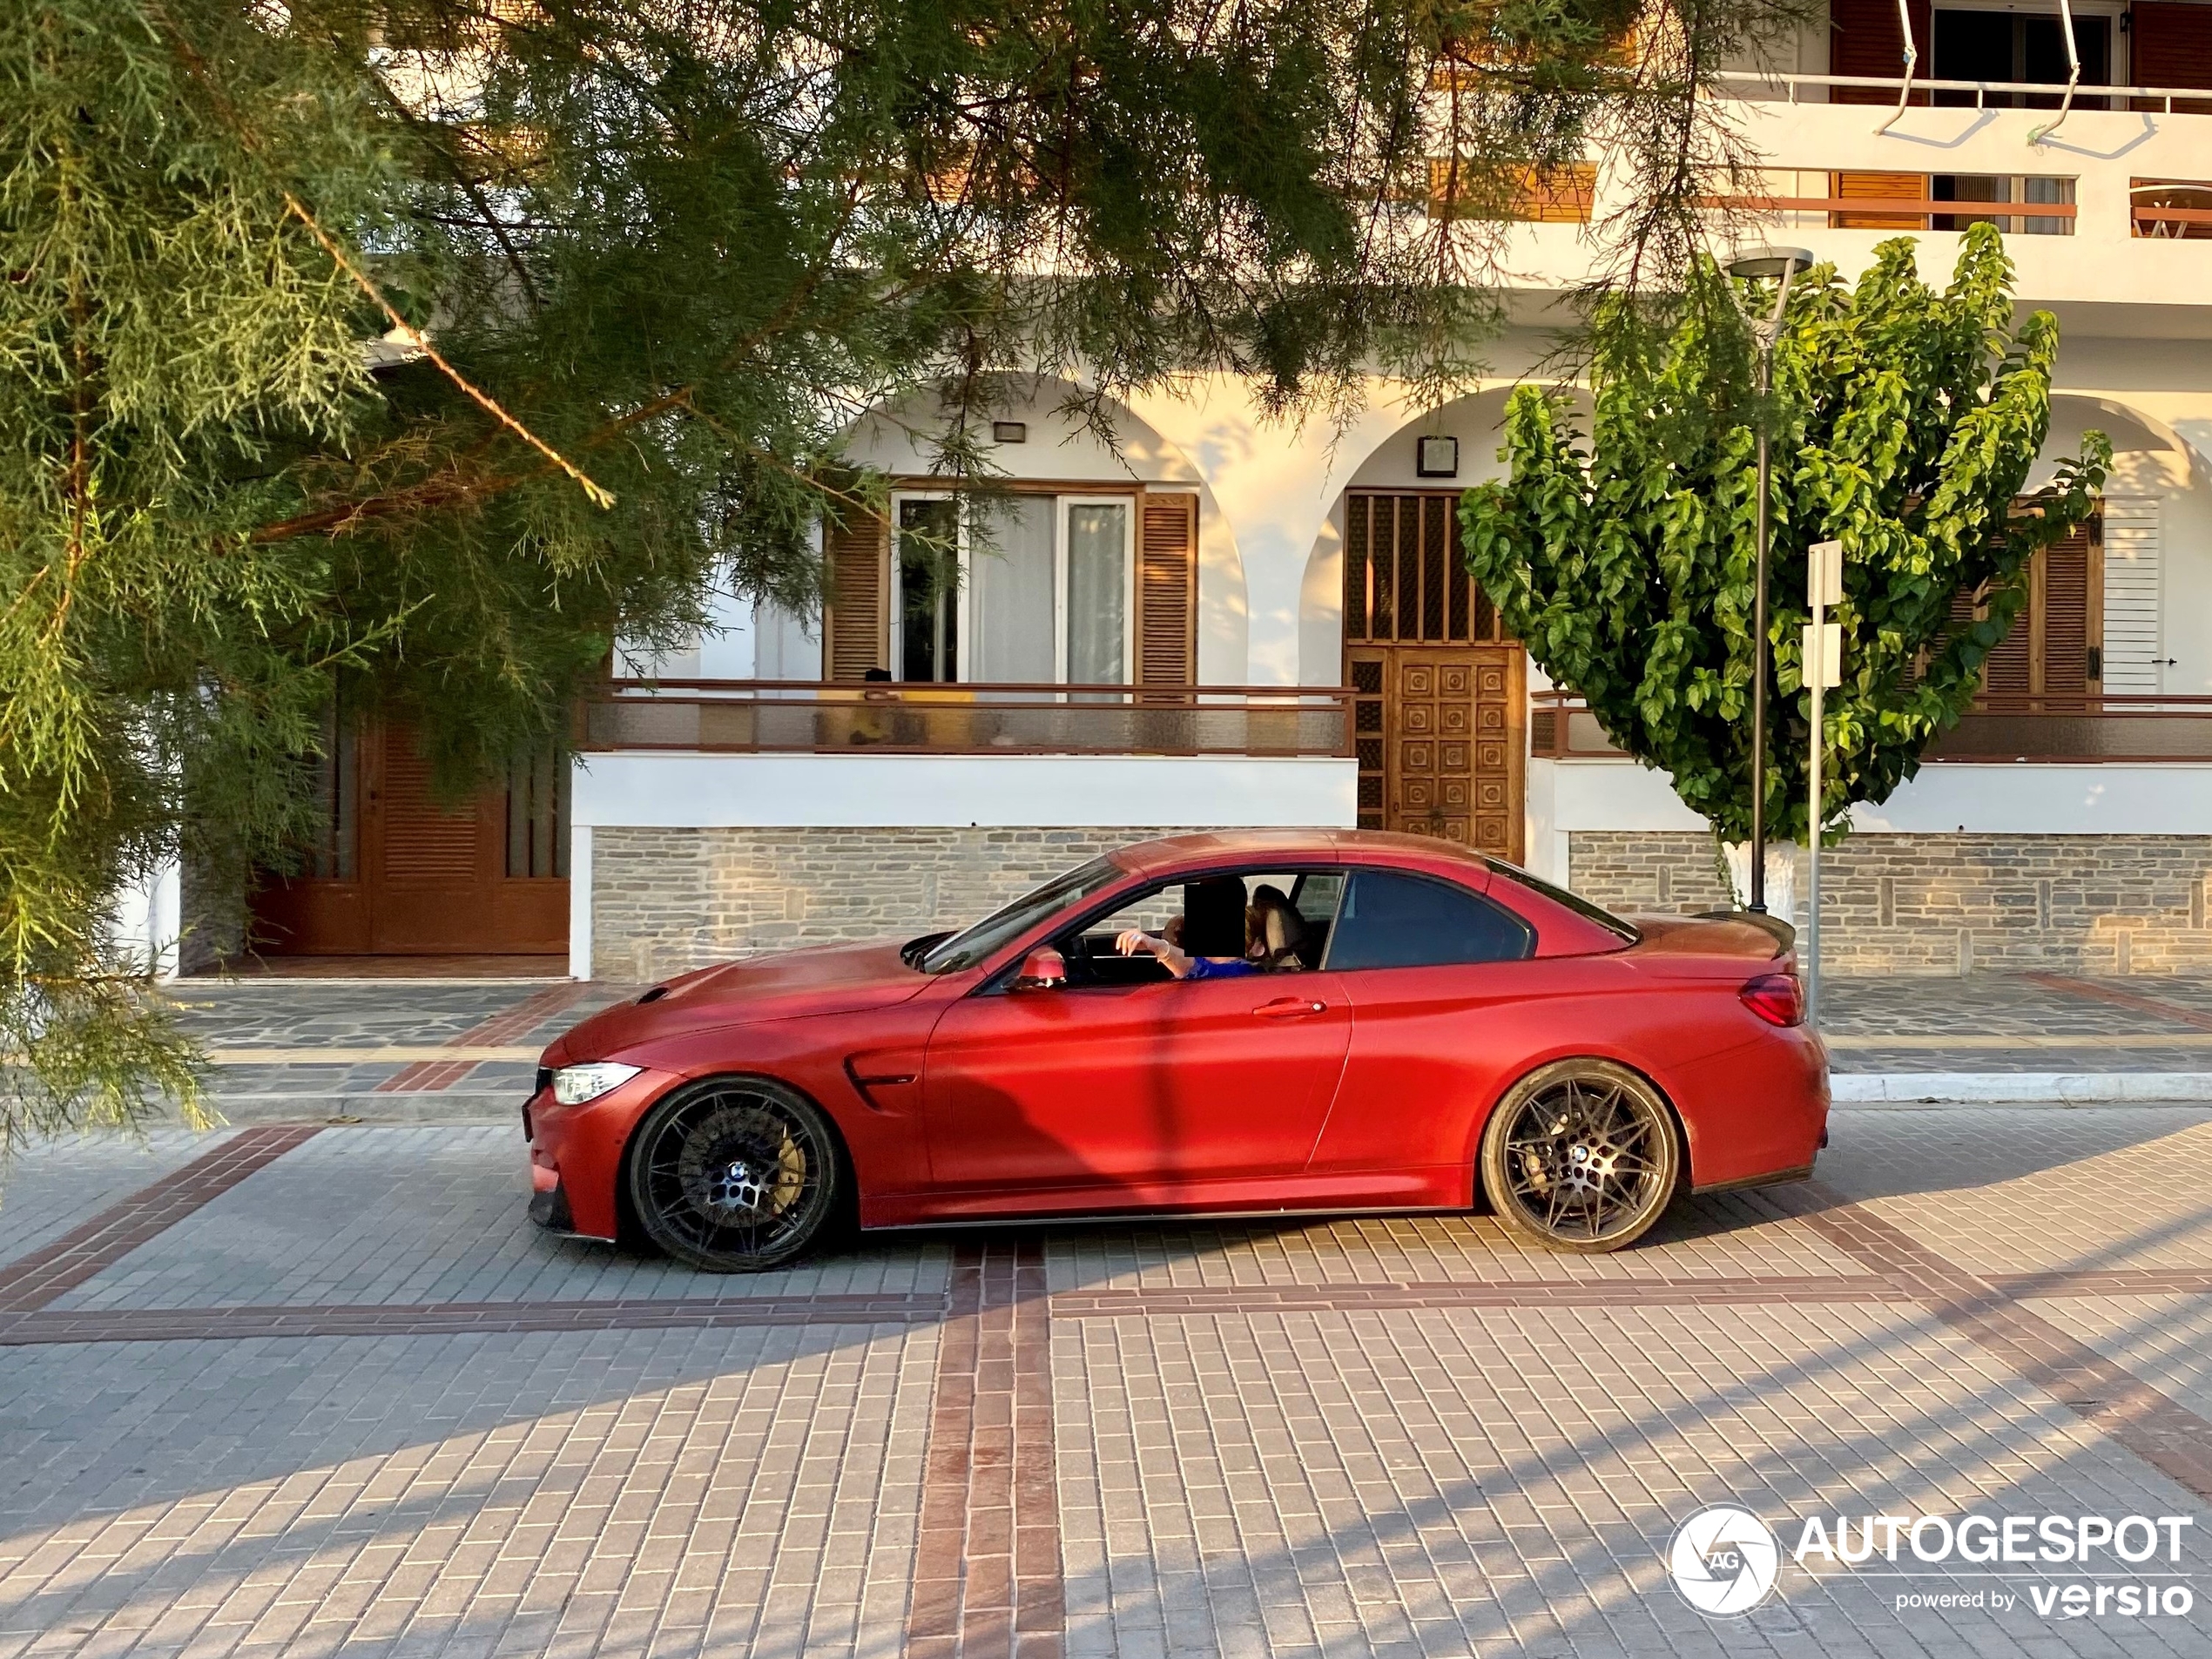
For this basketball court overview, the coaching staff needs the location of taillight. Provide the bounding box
[1740,973,1804,1027]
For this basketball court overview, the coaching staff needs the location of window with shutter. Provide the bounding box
[1136,492,1197,687]
[1830,0,1932,104]
[2132,2,2212,112]
[1831,171,1931,232]
[823,509,889,681]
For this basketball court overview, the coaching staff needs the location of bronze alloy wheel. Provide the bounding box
[628,1076,842,1271]
[1478,1059,1682,1252]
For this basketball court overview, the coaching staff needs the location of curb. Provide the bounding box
[1831,1071,2212,1105]
[207,1093,521,1125]
[206,1075,2212,1124]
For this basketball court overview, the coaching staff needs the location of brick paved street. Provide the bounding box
[7,1100,2212,1656]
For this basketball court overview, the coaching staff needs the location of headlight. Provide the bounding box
[551,1062,643,1105]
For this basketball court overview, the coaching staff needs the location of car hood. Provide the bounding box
[541,940,932,1066]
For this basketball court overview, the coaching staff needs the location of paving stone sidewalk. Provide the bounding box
[166,977,633,1121]
[6,1110,2212,1656]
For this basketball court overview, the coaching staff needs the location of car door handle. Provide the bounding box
[1254,996,1329,1020]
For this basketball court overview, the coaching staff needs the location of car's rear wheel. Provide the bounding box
[1478,1059,1681,1253]
[627,1076,843,1271]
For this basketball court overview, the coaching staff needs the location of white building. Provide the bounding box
[195,0,2212,980]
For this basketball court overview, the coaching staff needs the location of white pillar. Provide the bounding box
[568,825,594,981]
[113,857,184,981]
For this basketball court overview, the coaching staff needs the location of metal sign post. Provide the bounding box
[1803,540,1844,1026]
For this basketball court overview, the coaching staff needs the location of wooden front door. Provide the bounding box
[250,720,569,956]
[1347,646,1525,860]
[1343,491,1526,861]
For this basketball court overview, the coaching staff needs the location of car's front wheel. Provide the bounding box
[627,1076,843,1271]
[1478,1059,1682,1253]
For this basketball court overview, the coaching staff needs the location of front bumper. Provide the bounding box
[527,1164,577,1233]
[521,1066,671,1242]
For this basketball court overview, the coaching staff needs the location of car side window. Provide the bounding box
[1322,870,1533,970]
[1044,867,1346,988]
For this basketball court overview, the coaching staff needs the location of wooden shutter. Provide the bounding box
[2133,2,2212,111]
[1965,518,2104,703]
[1831,171,1930,231]
[1136,492,1198,687]
[822,509,888,681]
[1980,578,2033,696]
[2040,528,2094,697]
[1830,0,1932,104]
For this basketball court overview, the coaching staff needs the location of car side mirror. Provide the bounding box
[1010,947,1068,991]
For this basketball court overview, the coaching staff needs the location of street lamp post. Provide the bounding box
[1725,246,1814,916]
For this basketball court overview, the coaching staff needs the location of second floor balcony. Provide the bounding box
[1452,1,2212,308]
[1533,689,2212,765]
[579,680,1356,759]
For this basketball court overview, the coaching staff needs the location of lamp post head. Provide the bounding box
[1726,246,1815,281]
[1726,246,1817,347]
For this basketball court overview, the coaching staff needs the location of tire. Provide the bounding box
[626,1076,845,1271]
[1478,1059,1682,1253]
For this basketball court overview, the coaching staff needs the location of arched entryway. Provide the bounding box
[1339,490,1524,860]
[1313,386,1573,863]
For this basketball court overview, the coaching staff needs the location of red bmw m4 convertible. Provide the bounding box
[524,831,1828,1270]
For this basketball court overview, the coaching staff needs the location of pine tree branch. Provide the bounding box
[141,0,613,509]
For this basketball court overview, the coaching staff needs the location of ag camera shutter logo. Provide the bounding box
[1668,1505,1782,1615]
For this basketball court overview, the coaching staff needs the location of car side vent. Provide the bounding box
[637,985,671,1004]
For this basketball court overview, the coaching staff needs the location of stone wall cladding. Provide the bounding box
[1569,830,2212,976]
[591,826,1219,981]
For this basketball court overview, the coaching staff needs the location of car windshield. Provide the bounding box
[1486,860,1642,944]
[914,857,1127,974]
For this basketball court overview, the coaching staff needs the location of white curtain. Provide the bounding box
[969,497,1056,683]
[1066,503,1130,685]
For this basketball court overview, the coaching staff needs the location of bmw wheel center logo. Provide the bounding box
[1669,1504,1783,1615]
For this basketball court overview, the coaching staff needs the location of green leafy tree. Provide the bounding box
[3,0,1795,1136]
[1462,225,2109,850]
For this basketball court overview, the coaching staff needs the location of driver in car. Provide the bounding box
[1114,875,1261,980]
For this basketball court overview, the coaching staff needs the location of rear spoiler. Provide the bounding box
[1691,909,1797,956]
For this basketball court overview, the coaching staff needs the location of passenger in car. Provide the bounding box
[1245,885,1312,970]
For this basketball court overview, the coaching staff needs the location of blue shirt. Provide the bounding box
[1186,956,1259,980]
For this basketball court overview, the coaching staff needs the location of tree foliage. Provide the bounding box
[1462,225,2110,847]
[3,0,1796,1133]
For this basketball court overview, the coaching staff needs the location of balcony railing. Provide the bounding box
[1708,173,2077,234]
[579,680,1355,759]
[1529,691,1627,759]
[1930,696,2212,762]
[1531,691,2212,765]
[1711,70,2212,116]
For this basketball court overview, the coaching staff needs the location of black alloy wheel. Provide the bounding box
[627,1076,843,1271]
[1478,1059,1682,1253]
